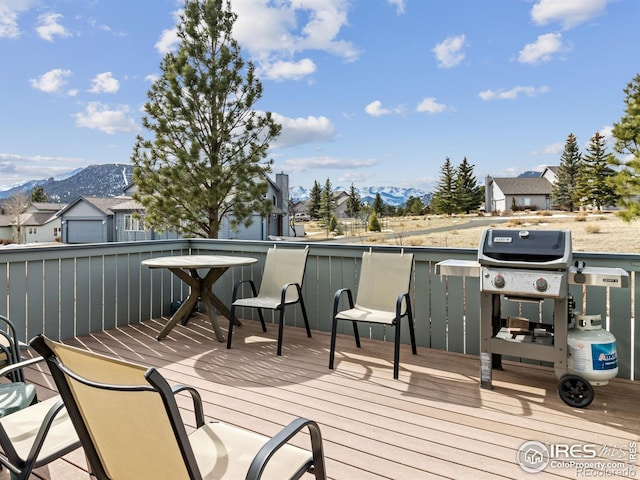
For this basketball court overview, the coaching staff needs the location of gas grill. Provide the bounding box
[436,228,629,407]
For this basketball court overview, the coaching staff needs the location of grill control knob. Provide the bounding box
[535,277,548,292]
[493,274,505,288]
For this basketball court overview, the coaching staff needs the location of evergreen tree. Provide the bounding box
[455,157,483,213]
[317,178,336,226]
[308,180,322,219]
[405,195,426,215]
[368,211,381,232]
[611,73,640,221]
[576,132,619,210]
[552,133,583,211]
[372,192,385,216]
[430,157,458,215]
[346,183,361,218]
[30,186,49,203]
[131,0,281,238]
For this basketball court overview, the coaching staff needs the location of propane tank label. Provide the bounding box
[591,342,617,370]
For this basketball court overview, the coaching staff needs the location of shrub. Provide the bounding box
[575,215,587,222]
[368,212,381,232]
[585,224,601,234]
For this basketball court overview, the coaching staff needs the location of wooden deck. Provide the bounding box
[19,314,640,480]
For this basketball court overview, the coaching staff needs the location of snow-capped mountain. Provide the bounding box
[290,185,431,206]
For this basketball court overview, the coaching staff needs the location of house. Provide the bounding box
[0,202,65,244]
[485,176,553,213]
[58,173,291,243]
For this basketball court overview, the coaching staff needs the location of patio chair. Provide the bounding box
[30,334,327,480]
[228,246,312,356]
[0,357,81,480]
[329,250,417,379]
[0,315,37,419]
[0,316,28,383]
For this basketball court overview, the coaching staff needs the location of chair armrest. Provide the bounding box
[279,282,302,306]
[332,288,354,319]
[25,398,73,465]
[246,417,326,480]
[232,279,258,302]
[0,356,44,379]
[171,384,205,428]
[396,292,411,319]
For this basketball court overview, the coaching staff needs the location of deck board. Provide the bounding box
[18,314,640,480]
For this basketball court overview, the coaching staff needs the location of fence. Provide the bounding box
[1,239,638,379]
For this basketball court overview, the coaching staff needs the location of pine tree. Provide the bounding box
[372,192,385,216]
[552,133,582,211]
[30,186,49,203]
[368,211,381,232]
[430,157,458,215]
[576,132,619,210]
[405,195,426,215]
[308,180,322,219]
[317,178,336,227]
[611,73,640,221]
[131,0,281,238]
[455,157,483,213]
[346,183,361,218]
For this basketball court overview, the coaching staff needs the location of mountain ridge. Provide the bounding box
[1,164,432,206]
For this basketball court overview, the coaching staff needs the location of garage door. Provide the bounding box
[66,220,105,243]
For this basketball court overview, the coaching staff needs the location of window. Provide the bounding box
[54,227,61,237]
[124,214,145,231]
[28,227,37,235]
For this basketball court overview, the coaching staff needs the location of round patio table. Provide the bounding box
[142,255,257,342]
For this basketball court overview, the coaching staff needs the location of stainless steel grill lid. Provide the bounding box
[478,229,572,269]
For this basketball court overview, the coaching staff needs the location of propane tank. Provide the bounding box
[567,314,618,385]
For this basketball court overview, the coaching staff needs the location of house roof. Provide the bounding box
[57,196,132,217]
[109,199,145,211]
[29,202,65,212]
[491,177,552,195]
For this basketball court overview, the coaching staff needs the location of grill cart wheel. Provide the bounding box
[558,374,594,408]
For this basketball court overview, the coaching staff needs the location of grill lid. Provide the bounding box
[478,229,572,269]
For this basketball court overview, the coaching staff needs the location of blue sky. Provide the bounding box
[1,0,638,193]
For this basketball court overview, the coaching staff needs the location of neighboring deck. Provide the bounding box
[22,315,640,480]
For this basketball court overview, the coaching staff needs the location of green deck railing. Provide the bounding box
[1,239,638,379]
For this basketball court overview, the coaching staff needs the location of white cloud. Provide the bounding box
[89,72,120,94]
[388,0,406,15]
[519,33,570,64]
[416,97,447,114]
[35,13,71,42]
[29,68,72,93]
[155,27,179,55]
[263,58,316,81]
[270,113,335,148]
[432,34,466,68]
[0,0,37,38]
[73,102,138,134]
[277,156,377,173]
[0,153,88,190]
[530,0,611,30]
[156,1,359,81]
[365,100,391,117]
[365,100,406,117]
[479,85,550,100]
[533,142,565,155]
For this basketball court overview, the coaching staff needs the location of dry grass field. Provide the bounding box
[305,211,640,254]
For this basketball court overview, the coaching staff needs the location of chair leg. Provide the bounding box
[226,304,236,349]
[299,295,312,338]
[406,303,417,355]
[394,319,401,379]
[352,321,361,348]
[257,309,266,332]
[329,317,338,370]
[277,308,285,356]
